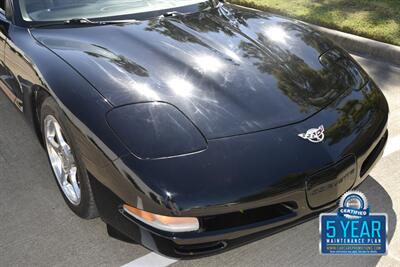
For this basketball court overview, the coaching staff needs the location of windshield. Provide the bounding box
[19,0,208,22]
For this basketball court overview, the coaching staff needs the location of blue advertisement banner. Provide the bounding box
[320,191,388,255]
[320,213,387,254]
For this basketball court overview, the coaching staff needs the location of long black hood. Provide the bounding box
[32,4,367,139]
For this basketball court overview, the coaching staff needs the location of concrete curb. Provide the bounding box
[309,24,400,66]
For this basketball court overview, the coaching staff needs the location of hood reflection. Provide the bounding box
[224,48,241,63]
[167,76,194,97]
[32,4,368,139]
[135,82,160,100]
[194,55,224,73]
[264,26,290,44]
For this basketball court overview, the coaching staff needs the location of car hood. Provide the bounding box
[32,4,367,139]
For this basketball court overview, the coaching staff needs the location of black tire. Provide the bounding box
[40,96,98,219]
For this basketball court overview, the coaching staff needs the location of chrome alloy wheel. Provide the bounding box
[44,115,81,205]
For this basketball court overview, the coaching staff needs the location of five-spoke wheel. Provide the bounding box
[44,115,81,205]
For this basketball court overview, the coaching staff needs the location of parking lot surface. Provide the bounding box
[0,54,399,267]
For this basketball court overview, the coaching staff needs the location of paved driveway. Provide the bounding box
[0,54,399,267]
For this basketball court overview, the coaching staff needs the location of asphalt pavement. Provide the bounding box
[0,54,399,267]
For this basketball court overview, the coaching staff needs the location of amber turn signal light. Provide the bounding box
[123,204,199,232]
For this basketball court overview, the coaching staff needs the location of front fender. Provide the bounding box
[8,25,129,162]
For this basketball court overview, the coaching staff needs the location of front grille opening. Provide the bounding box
[360,131,388,177]
[174,241,227,256]
[200,202,297,232]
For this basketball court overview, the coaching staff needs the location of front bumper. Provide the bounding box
[90,81,389,258]
[95,131,387,259]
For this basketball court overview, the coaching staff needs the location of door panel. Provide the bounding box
[0,11,12,103]
[0,9,38,112]
[4,36,38,111]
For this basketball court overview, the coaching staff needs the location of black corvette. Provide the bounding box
[0,0,388,258]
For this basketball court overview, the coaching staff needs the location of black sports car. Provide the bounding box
[0,0,388,258]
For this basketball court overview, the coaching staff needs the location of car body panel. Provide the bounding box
[0,24,132,166]
[0,0,389,259]
[31,5,368,139]
[97,81,388,218]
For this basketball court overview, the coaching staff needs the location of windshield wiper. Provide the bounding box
[160,11,186,18]
[34,18,102,28]
[66,18,102,25]
[34,18,138,28]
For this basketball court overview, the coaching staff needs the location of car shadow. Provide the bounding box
[178,176,396,267]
